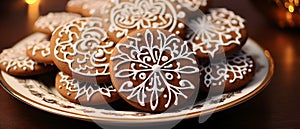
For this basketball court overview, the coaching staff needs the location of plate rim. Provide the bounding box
[0,39,274,124]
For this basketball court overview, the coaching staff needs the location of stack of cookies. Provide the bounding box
[0,0,255,112]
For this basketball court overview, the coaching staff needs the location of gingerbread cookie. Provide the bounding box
[176,0,210,14]
[99,0,189,42]
[66,0,88,14]
[199,51,255,93]
[110,29,200,112]
[50,17,114,83]
[0,34,55,76]
[56,71,119,105]
[186,8,248,59]
[81,0,108,17]
[34,12,81,35]
[26,38,53,64]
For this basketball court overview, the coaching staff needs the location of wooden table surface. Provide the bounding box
[0,0,299,128]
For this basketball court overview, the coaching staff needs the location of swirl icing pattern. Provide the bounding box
[53,17,114,77]
[102,0,186,41]
[186,8,246,58]
[200,51,254,87]
[110,29,199,111]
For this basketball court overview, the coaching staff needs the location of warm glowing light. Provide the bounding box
[288,5,295,12]
[25,0,38,5]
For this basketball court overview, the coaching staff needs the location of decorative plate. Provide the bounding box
[0,33,274,125]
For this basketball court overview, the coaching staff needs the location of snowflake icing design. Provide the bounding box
[187,8,246,57]
[200,51,254,87]
[54,18,114,76]
[108,0,185,39]
[111,29,199,111]
[58,72,116,101]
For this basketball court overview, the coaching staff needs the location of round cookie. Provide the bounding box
[186,8,248,59]
[199,51,255,93]
[56,71,119,105]
[109,28,200,112]
[99,0,189,43]
[26,38,53,64]
[34,12,81,35]
[176,0,210,13]
[0,47,55,76]
[51,17,115,84]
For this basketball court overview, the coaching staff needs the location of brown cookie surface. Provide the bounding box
[0,34,55,76]
[81,0,109,17]
[50,17,115,83]
[199,51,255,93]
[26,38,53,64]
[34,12,81,35]
[56,71,119,105]
[99,0,190,43]
[186,8,248,59]
[110,28,200,112]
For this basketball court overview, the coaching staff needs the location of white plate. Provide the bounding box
[0,33,274,125]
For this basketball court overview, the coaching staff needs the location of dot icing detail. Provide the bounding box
[53,17,114,76]
[105,0,186,39]
[82,0,107,16]
[186,8,246,58]
[27,39,51,57]
[35,12,81,32]
[0,47,36,71]
[177,0,208,12]
[200,51,254,87]
[58,72,117,101]
[111,29,199,111]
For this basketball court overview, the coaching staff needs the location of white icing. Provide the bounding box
[200,51,254,87]
[111,29,199,111]
[0,47,36,71]
[177,0,207,12]
[106,0,185,39]
[28,39,51,57]
[82,0,107,16]
[54,17,114,76]
[186,8,246,58]
[35,12,81,32]
[58,72,116,101]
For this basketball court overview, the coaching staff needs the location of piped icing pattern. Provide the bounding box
[35,12,81,32]
[177,0,208,12]
[58,72,117,101]
[53,17,114,77]
[200,51,254,87]
[101,0,187,40]
[27,39,51,58]
[186,8,246,58]
[111,29,199,111]
[0,48,36,71]
[82,0,108,16]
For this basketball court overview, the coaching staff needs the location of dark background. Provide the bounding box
[1,0,300,128]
